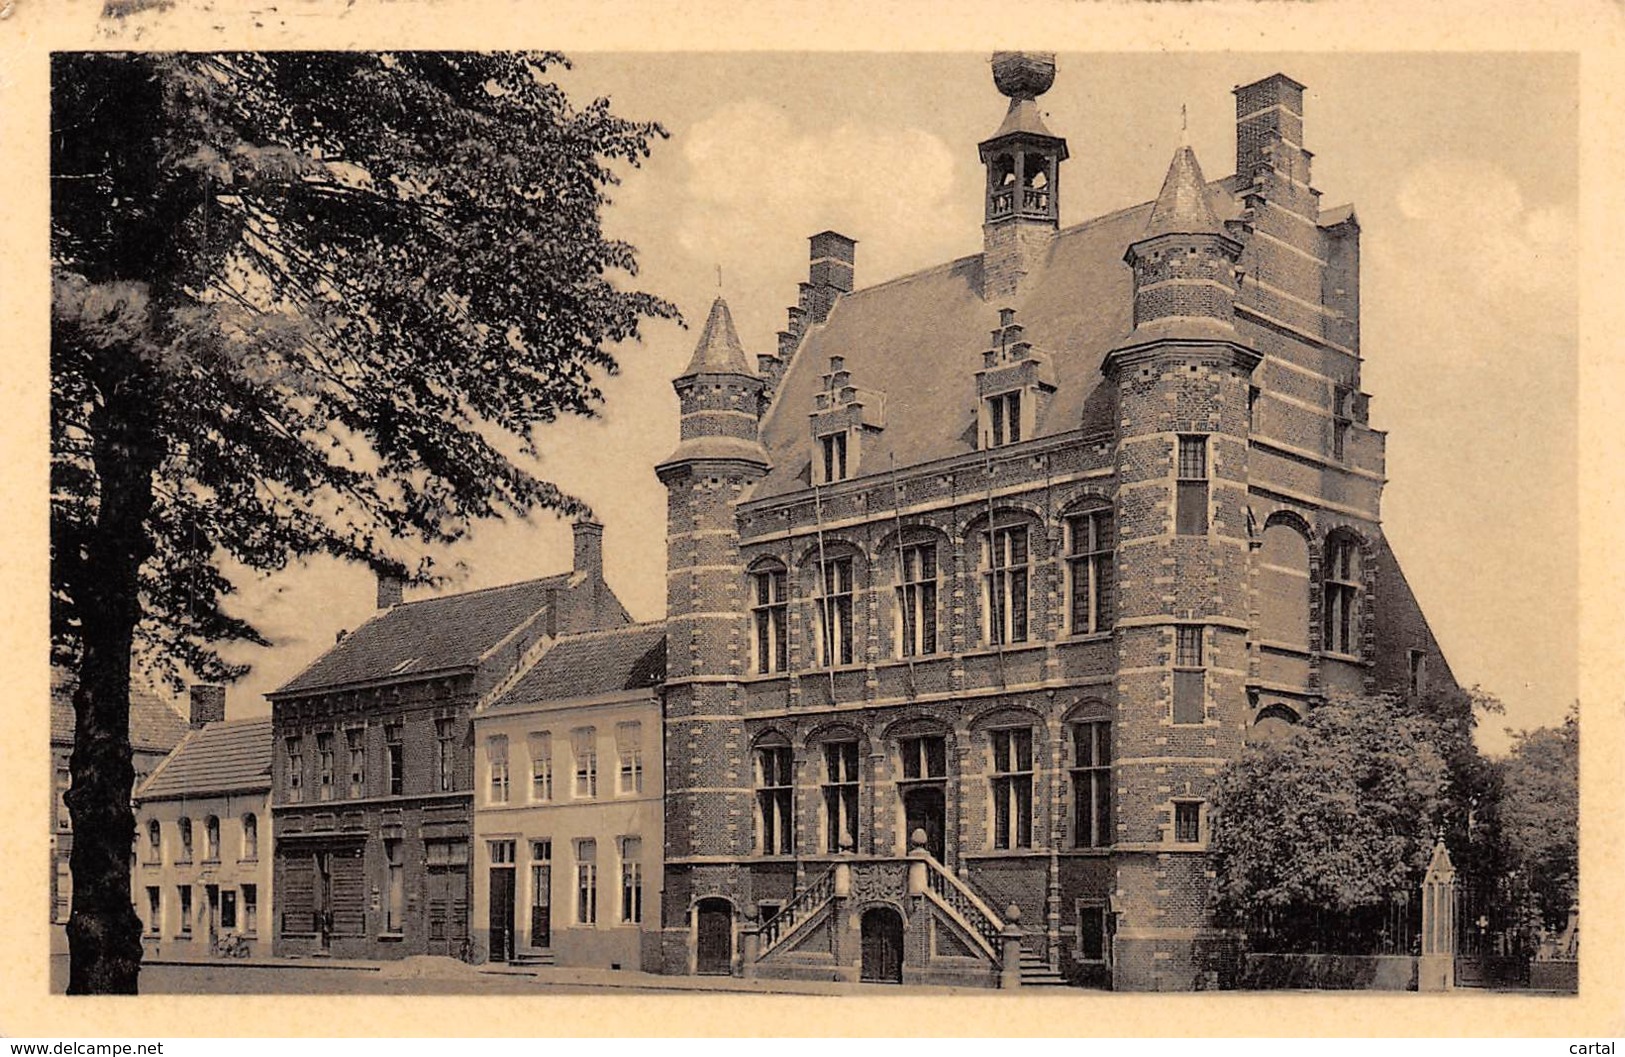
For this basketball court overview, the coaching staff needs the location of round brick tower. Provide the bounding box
[655,297,770,975]
[1101,142,1260,990]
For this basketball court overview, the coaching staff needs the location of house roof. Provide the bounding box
[1144,145,1225,239]
[488,622,666,710]
[134,717,273,801]
[682,297,752,376]
[273,573,574,696]
[50,668,190,753]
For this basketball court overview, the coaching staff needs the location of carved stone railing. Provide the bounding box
[922,856,1005,961]
[758,863,836,956]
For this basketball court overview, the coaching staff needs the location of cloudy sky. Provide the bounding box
[213,52,1577,754]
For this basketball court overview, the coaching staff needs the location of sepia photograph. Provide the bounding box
[6,0,1621,1043]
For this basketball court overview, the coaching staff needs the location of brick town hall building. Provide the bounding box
[654,55,1457,990]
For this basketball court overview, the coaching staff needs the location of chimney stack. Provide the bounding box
[1234,73,1309,184]
[376,572,404,609]
[572,516,604,581]
[189,684,225,728]
[802,231,856,325]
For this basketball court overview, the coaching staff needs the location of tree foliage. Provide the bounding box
[51,50,675,992]
[1209,694,1450,941]
[1497,705,1578,931]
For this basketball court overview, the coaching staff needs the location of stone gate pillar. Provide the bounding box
[1419,836,1457,991]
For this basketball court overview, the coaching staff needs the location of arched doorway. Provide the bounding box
[695,898,733,975]
[860,906,905,984]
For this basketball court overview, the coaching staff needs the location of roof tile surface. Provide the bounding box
[135,717,274,800]
[491,622,666,709]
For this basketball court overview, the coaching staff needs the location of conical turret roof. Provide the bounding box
[682,297,753,376]
[1143,144,1223,239]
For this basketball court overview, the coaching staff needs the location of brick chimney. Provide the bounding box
[1234,73,1310,184]
[800,231,856,326]
[376,572,403,609]
[189,684,225,728]
[573,516,604,581]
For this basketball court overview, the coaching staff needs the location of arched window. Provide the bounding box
[1324,533,1363,656]
[241,813,258,861]
[146,818,162,864]
[177,817,193,862]
[1258,521,1311,648]
[204,815,220,861]
[1250,703,1301,745]
[750,561,788,674]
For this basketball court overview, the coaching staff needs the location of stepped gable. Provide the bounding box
[488,621,667,709]
[274,573,581,695]
[134,716,274,800]
[50,667,189,752]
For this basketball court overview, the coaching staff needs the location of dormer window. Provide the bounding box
[976,309,1054,450]
[810,356,884,485]
[986,390,1022,447]
[819,431,850,483]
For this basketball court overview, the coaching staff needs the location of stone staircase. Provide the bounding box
[507,949,557,968]
[1018,945,1069,988]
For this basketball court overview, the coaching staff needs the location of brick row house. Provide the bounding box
[49,667,190,951]
[131,690,273,958]
[267,519,629,960]
[654,55,1460,990]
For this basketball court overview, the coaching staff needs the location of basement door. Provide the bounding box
[695,898,733,975]
[860,906,904,984]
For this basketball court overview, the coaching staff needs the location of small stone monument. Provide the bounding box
[1418,835,1457,991]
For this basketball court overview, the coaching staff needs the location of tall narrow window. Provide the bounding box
[1259,523,1312,649]
[1173,625,1206,724]
[616,722,644,795]
[1071,721,1111,849]
[817,557,855,666]
[575,839,597,926]
[346,727,366,799]
[1176,435,1209,536]
[385,720,404,797]
[221,889,238,930]
[756,741,794,855]
[986,390,1022,448]
[241,813,258,861]
[316,732,335,801]
[618,837,643,925]
[1409,649,1429,698]
[146,819,162,864]
[820,431,849,484]
[242,883,258,935]
[572,727,598,799]
[178,885,193,935]
[487,734,510,804]
[146,887,162,935]
[384,839,404,933]
[990,728,1034,850]
[178,817,193,863]
[55,767,70,830]
[984,525,1030,645]
[1067,509,1114,635]
[752,565,789,674]
[529,840,552,948]
[822,741,860,853]
[285,737,304,803]
[528,732,554,802]
[435,717,457,792]
[1333,386,1354,462]
[897,542,939,658]
[204,816,220,862]
[1174,801,1203,843]
[1325,536,1362,656]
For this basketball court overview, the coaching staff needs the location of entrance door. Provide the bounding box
[529,841,551,949]
[314,851,333,952]
[860,906,904,984]
[695,898,733,975]
[489,868,516,963]
[205,885,221,951]
[426,841,471,957]
[903,785,947,863]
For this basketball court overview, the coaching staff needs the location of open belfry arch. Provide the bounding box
[655,53,1457,990]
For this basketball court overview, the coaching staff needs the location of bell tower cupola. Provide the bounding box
[979,51,1069,303]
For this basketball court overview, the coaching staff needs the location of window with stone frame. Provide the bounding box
[575,839,598,926]
[896,541,939,658]
[487,733,510,804]
[1176,435,1209,536]
[178,884,192,935]
[146,886,162,935]
[146,818,162,864]
[817,556,855,666]
[751,563,789,674]
[1066,507,1114,635]
[990,727,1034,850]
[242,883,258,935]
[528,731,554,802]
[178,816,193,863]
[1173,800,1203,844]
[435,717,457,792]
[571,726,598,799]
[1324,535,1362,656]
[285,736,304,803]
[241,812,258,861]
[1173,625,1206,724]
[983,524,1030,645]
[204,815,220,862]
[985,390,1023,448]
[384,839,405,934]
[385,720,404,797]
[346,727,366,799]
[618,836,643,925]
[822,740,860,853]
[316,731,335,801]
[819,430,850,484]
[756,738,794,855]
[616,721,644,795]
[1071,720,1112,849]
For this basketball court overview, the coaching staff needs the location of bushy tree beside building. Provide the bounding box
[51,51,675,993]
[1496,706,1579,933]
[1208,694,1450,952]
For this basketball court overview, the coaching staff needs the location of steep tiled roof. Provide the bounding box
[682,298,752,376]
[489,622,666,709]
[1144,145,1224,239]
[273,574,573,695]
[750,175,1245,501]
[50,668,190,753]
[135,717,273,800]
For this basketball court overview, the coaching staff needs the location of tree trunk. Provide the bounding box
[65,391,163,995]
